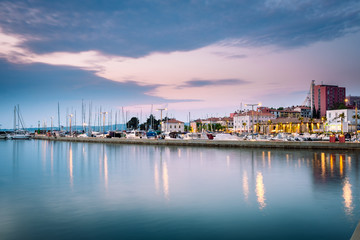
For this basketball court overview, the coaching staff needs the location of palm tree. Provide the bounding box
[353,111,359,137]
[267,120,272,135]
[321,116,327,133]
[309,118,314,133]
[298,117,304,133]
[335,113,346,134]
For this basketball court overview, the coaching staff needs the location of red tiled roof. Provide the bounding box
[167,119,184,124]
[234,111,275,117]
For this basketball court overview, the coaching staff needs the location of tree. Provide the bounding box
[139,123,146,130]
[321,116,327,132]
[331,102,347,110]
[144,114,160,130]
[298,117,304,133]
[309,118,315,133]
[184,125,193,132]
[127,117,139,130]
[335,113,346,133]
[267,120,272,135]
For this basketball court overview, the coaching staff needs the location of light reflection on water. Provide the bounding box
[255,172,266,210]
[0,140,360,239]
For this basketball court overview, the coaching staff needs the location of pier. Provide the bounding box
[33,136,360,150]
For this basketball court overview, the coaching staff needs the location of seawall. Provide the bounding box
[33,136,360,150]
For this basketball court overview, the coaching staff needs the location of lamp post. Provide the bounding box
[156,108,167,132]
[69,114,73,136]
[50,116,53,134]
[101,112,107,134]
[245,103,261,138]
[356,102,358,140]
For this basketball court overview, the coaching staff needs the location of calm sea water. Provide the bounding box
[0,140,359,240]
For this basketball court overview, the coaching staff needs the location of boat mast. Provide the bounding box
[58,102,60,131]
[17,104,20,131]
[115,109,117,130]
[14,105,16,131]
[81,99,84,132]
[88,101,92,135]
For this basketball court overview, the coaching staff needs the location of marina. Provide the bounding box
[1,1,360,239]
[33,135,360,150]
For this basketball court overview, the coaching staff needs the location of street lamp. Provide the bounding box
[156,108,167,132]
[101,112,108,134]
[69,114,73,136]
[50,116,54,134]
[355,102,358,140]
[245,103,261,137]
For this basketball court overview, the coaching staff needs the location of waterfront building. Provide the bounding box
[190,114,234,132]
[314,83,346,117]
[256,117,323,134]
[233,111,275,133]
[293,106,312,118]
[258,106,301,118]
[190,116,233,132]
[326,109,358,133]
[190,119,200,132]
[161,119,184,132]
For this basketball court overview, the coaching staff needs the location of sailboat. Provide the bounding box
[7,105,31,140]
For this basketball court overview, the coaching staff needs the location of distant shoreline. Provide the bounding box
[33,136,360,150]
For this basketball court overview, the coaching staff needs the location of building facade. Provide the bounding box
[326,109,358,133]
[233,111,276,132]
[293,106,311,118]
[314,84,346,117]
[190,117,233,132]
[161,119,184,132]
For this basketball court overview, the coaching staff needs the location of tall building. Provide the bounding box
[313,83,346,117]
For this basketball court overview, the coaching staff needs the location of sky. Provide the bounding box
[1,0,360,129]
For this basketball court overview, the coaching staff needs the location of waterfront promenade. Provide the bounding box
[34,136,360,150]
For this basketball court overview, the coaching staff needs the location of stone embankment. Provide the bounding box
[33,136,360,150]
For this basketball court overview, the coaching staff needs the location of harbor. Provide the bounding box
[33,135,360,150]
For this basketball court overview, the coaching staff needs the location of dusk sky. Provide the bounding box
[1,0,360,129]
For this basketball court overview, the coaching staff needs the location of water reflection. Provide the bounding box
[242,171,249,201]
[162,161,169,200]
[2,140,360,240]
[153,150,170,200]
[342,178,353,216]
[255,172,266,210]
[154,162,160,194]
[339,154,344,177]
[69,143,73,186]
[104,147,108,189]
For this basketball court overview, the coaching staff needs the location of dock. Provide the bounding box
[33,136,360,150]
[351,221,360,240]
